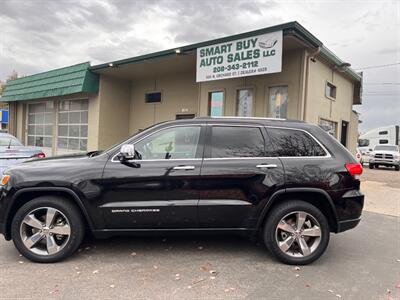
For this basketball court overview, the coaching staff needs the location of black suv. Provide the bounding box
[0,118,364,264]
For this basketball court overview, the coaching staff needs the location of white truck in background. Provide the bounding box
[358,125,399,164]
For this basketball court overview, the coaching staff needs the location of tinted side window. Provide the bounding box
[267,128,326,157]
[135,126,201,160]
[210,126,265,158]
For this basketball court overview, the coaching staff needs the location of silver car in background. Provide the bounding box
[0,133,45,173]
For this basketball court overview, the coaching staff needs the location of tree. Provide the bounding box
[0,71,18,96]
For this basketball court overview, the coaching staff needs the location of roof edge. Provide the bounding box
[6,62,91,85]
[89,21,361,85]
[90,21,308,71]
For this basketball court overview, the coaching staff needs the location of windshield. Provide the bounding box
[0,137,23,147]
[374,145,398,151]
[358,139,369,147]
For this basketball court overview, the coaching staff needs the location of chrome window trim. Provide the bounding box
[111,124,204,162]
[110,122,331,163]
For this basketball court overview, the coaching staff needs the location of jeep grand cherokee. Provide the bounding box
[0,117,364,264]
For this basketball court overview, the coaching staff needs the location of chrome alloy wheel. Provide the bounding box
[275,211,322,257]
[19,207,71,256]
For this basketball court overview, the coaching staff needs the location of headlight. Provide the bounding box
[0,175,10,186]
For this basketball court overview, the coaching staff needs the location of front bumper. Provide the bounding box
[370,158,400,166]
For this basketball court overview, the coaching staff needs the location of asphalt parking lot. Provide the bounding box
[0,168,399,300]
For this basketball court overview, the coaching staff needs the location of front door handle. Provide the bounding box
[256,164,278,169]
[173,165,195,170]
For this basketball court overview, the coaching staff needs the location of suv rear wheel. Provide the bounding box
[263,200,330,265]
[11,196,85,263]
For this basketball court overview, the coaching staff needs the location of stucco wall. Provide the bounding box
[199,49,304,120]
[306,57,358,152]
[127,49,304,134]
[349,111,359,154]
[129,71,199,134]
[97,75,131,149]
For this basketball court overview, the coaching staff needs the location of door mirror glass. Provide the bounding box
[120,144,135,160]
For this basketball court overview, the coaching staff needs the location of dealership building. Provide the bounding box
[1,21,362,156]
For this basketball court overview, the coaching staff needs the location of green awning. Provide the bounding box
[0,62,99,102]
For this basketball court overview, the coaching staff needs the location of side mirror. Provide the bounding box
[120,144,135,160]
[369,148,373,152]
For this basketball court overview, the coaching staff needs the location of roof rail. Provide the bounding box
[195,116,287,121]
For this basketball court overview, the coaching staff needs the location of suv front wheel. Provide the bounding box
[263,200,330,265]
[11,196,85,263]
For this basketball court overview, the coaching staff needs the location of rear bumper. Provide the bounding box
[334,189,364,233]
[0,223,6,240]
[337,218,361,232]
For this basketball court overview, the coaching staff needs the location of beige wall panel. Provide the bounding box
[306,58,357,144]
[348,111,359,154]
[97,75,131,149]
[16,102,25,143]
[129,71,198,134]
[87,94,100,151]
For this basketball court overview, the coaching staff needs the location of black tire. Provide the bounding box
[369,163,374,169]
[395,165,400,171]
[263,200,330,265]
[11,196,85,263]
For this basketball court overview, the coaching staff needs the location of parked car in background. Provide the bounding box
[0,118,364,265]
[0,133,45,174]
[369,144,400,171]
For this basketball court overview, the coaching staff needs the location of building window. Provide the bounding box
[319,118,337,137]
[268,86,288,118]
[27,102,54,148]
[57,100,88,153]
[325,82,336,99]
[176,114,195,120]
[208,91,224,117]
[358,139,369,147]
[236,89,253,117]
[145,92,162,103]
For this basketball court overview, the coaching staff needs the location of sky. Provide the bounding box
[0,0,399,132]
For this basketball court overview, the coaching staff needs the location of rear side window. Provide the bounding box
[267,128,327,157]
[210,126,265,158]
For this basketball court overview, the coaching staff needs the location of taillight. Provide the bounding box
[345,163,363,178]
[33,152,46,159]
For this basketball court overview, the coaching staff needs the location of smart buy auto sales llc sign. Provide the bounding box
[196,31,283,82]
[196,30,282,82]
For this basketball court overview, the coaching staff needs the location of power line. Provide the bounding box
[353,62,400,70]
[364,82,400,85]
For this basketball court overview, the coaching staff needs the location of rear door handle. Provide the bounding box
[256,164,278,169]
[173,165,195,170]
